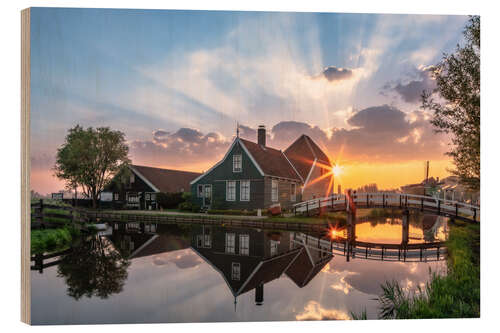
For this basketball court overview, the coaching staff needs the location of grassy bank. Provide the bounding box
[31,226,81,255]
[373,219,480,319]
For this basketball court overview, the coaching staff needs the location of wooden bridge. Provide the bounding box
[293,192,480,222]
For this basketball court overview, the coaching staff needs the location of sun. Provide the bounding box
[332,164,343,177]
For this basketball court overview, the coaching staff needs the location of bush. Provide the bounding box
[156,192,185,209]
[178,201,201,213]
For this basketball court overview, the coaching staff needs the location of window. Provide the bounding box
[271,180,278,202]
[270,240,279,256]
[197,235,203,247]
[197,185,203,198]
[231,263,241,280]
[239,234,249,255]
[225,233,236,253]
[226,181,236,201]
[113,193,119,201]
[150,193,156,201]
[145,193,151,201]
[233,154,242,172]
[130,174,135,183]
[240,180,250,201]
[204,228,211,248]
[291,183,296,202]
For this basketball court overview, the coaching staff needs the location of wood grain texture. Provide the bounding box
[21,7,31,325]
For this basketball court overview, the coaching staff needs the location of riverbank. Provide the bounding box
[31,226,81,255]
[373,219,480,319]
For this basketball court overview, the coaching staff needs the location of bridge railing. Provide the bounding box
[293,192,480,222]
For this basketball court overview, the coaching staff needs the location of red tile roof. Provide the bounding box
[239,138,302,181]
[284,135,331,180]
[131,165,201,193]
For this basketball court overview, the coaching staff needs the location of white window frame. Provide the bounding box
[240,180,250,201]
[233,154,242,172]
[239,234,249,255]
[197,184,204,198]
[231,262,241,281]
[225,233,236,254]
[271,180,279,202]
[226,181,236,201]
[290,183,296,202]
[270,240,279,256]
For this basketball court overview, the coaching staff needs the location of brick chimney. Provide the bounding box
[258,125,266,146]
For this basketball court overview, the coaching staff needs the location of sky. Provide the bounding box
[29,8,469,195]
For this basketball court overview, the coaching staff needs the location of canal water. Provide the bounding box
[30,213,448,324]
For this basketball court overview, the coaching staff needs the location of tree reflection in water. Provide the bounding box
[57,234,130,300]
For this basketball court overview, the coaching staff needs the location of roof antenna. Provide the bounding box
[236,122,240,138]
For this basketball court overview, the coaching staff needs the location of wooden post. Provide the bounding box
[306,202,309,216]
[39,199,44,223]
[405,195,408,207]
[399,195,402,208]
[421,198,424,211]
[473,208,477,222]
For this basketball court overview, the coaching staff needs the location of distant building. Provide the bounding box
[107,165,201,210]
[190,126,333,210]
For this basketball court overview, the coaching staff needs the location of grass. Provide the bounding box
[368,219,480,319]
[31,226,80,255]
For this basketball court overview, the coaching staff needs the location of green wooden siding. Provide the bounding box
[191,139,302,210]
[191,140,266,209]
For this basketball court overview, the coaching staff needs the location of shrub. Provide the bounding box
[156,192,185,209]
[206,209,267,216]
[178,201,201,213]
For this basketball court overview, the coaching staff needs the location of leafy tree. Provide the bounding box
[54,125,130,208]
[422,16,480,190]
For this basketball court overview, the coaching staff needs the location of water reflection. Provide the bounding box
[57,235,130,300]
[190,225,332,307]
[30,214,448,324]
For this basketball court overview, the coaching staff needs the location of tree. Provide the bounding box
[54,125,130,208]
[422,16,480,191]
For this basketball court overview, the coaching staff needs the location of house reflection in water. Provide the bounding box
[190,225,333,307]
[109,223,191,259]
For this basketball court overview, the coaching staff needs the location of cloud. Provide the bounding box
[296,301,350,320]
[320,66,354,82]
[231,105,448,163]
[383,65,437,103]
[130,127,230,169]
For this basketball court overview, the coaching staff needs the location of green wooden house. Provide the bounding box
[190,126,333,211]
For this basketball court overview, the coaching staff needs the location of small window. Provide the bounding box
[113,193,119,201]
[240,180,250,201]
[231,263,240,281]
[233,155,242,172]
[197,185,204,198]
[291,183,296,202]
[204,228,211,248]
[225,233,236,254]
[239,234,249,255]
[150,193,156,201]
[270,240,279,256]
[226,181,236,201]
[197,235,203,247]
[145,193,151,201]
[130,174,135,184]
[271,180,278,202]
